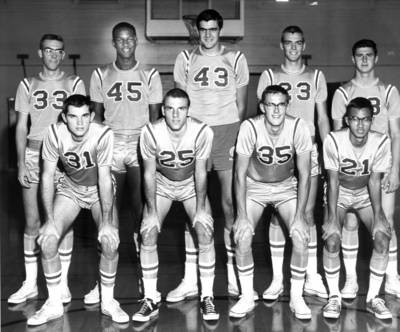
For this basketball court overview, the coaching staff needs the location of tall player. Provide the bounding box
[230,85,312,319]
[27,95,128,326]
[132,89,219,322]
[89,22,163,302]
[256,25,329,300]
[9,34,85,305]
[323,97,392,320]
[331,39,400,299]
[171,9,250,301]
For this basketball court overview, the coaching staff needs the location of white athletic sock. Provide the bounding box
[307,225,318,276]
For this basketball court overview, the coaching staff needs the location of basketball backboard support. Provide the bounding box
[146,0,244,42]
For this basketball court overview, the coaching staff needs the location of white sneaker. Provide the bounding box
[385,275,400,298]
[304,273,328,299]
[84,283,100,305]
[8,282,38,304]
[323,296,342,319]
[228,284,259,301]
[60,284,71,304]
[262,280,284,300]
[366,297,392,320]
[101,298,129,324]
[27,299,64,326]
[229,297,255,318]
[340,277,358,300]
[166,279,198,303]
[289,297,312,320]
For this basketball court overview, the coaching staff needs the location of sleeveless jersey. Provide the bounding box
[256,65,327,137]
[331,78,400,134]
[140,117,213,181]
[174,46,249,126]
[42,122,113,187]
[90,62,163,136]
[323,128,391,189]
[15,71,85,141]
[236,115,312,183]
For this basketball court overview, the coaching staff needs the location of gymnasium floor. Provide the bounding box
[2,171,400,331]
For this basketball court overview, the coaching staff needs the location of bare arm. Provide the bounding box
[369,171,391,238]
[194,159,208,213]
[93,101,105,123]
[333,119,343,131]
[149,103,161,123]
[236,85,248,121]
[143,158,157,215]
[384,117,400,192]
[323,169,341,240]
[15,112,30,188]
[98,165,114,226]
[316,101,331,142]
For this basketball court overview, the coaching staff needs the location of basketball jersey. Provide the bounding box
[256,65,327,137]
[236,115,312,183]
[324,128,391,189]
[331,78,400,134]
[174,46,249,126]
[90,62,163,136]
[42,122,113,187]
[140,117,213,181]
[15,72,85,141]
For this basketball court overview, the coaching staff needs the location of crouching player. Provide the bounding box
[132,88,219,322]
[27,95,128,326]
[322,97,392,320]
[230,85,312,319]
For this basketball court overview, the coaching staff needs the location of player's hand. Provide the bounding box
[17,163,31,188]
[37,221,60,246]
[382,169,400,193]
[141,212,160,237]
[98,223,120,252]
[233,216,254,244]
[193,210,214,237]
[372,211,392,239]
[322,216,341,241]
[290,213,310,246]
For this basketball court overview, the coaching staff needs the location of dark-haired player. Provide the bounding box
[256,26,329,300]
[230,85,312,319]
[323,97,392,320]
[9,34,85,305]
[88,22,162,303]
[27,95,128,326]
[172,8,250,301]
[132,89,218,322]
[331,39,400,299]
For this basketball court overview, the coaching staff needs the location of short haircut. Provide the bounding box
[352,39,377,56]
[112,22,136,40]
[281,25,304,43]
[39,34,64,49]
[345,97,373,117]
[261,85,289,104]
[63,94,93,115]
[163,88,190,107]
[196,9,223,30]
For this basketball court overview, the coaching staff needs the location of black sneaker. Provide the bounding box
[200,297,219,321]
[132,298,159,322]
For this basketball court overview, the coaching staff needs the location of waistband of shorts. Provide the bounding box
[27,139,42,150]
[62,175,98,191]
[113,133,139,141]
[157,172,193,186]
[247,175,295,185]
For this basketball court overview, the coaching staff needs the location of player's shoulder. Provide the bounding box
[93,63,113,76]
[286,115,306,128]
[188,116,211,132]
[369,129,389,144]
[90,122,112,139]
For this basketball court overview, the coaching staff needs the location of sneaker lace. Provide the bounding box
[203,297,216,313]
[372,298,386,311]
[327,298,340,310]
[138,298,153,314]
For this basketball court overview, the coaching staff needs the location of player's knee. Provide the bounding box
[195,223,213,245]
[325,234,341,253]
[141,228,158,246]
[343,218,358,231]
[236,230,253,255]
[41,235,59,259]
[291,232,308,252]
[373,232,390,254]
[100,237,118,259]
[25,219,41,235]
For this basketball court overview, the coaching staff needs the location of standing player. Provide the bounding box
[9,34,85,305]
[323,97,392,320]
[89,22,162,302]
[230,85,312,319]
[27,95,128,326]
[331,39,400,299]
[256,25,329,300]
[171,9,249,300]
[132,89,219,322]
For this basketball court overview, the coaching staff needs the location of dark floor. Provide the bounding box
[2,170,400,331]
